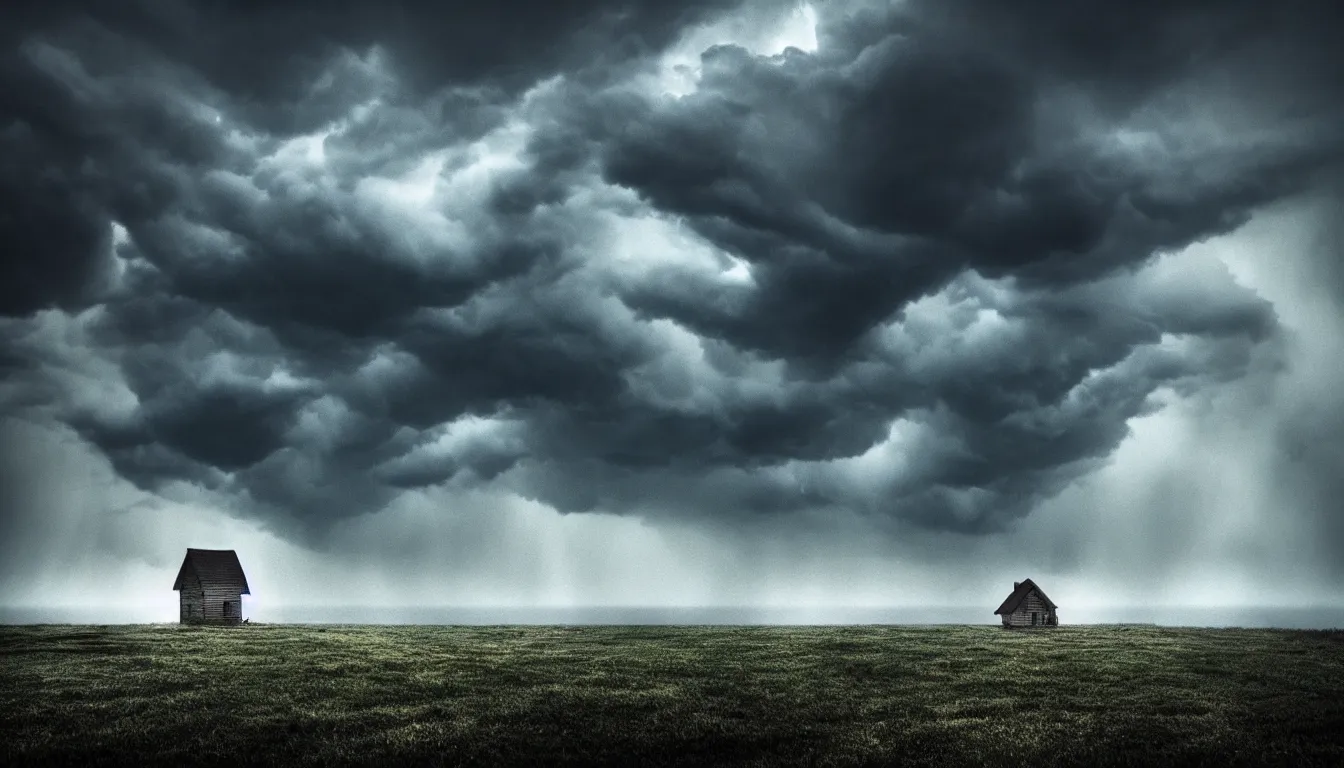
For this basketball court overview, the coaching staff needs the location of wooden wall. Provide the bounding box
[1001,590,1058,627]
[179,572,205,623]
[178,570,245,625]
[201,582,244,624]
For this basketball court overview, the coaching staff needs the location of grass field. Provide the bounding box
[3,624,1343,767]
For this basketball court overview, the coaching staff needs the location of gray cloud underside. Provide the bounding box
[2,0,1341,541]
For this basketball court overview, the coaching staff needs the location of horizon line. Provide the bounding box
[7,603,1344,611]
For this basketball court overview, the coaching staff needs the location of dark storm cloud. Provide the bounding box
[0,0,741,313]
[12,0,740,133]
[0,94,112,317]
[601,0,1343,362]
[2,0,1341,540]
[509,272,1276,533]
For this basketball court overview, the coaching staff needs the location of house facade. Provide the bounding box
[994,578,1058,628]
[173,548,250,624]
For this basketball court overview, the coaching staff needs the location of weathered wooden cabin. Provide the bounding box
[994,578,1058,628]
[173,548,250,624]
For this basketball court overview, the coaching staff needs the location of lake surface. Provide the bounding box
[3,605,1344,628]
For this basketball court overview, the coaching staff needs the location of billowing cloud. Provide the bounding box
[2,0,1342,568]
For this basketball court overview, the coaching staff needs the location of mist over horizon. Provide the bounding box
[7,604,1344,630]
[4,1,1344,620]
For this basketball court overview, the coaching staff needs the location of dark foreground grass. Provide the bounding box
[2,625,1343,767]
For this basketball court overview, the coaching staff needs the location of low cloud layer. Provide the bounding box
[2,1,1343,604]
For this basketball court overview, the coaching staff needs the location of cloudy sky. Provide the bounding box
[3,0,1343,621]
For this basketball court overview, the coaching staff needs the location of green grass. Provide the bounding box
[2,624,1342,767]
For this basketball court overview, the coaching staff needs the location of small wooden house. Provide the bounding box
[173,548,250,624]
[994,578,1058,628]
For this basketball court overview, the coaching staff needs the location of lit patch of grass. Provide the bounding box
[2,625,1343,766]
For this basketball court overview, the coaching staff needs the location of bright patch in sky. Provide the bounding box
[652,3,818,98]
[373,152,446,207]
[721,255,754,284]
[606,212,724,272]
[768,4,819,55]
[274,129,332,167]
[110,221,130,249]
[440,119,531,208]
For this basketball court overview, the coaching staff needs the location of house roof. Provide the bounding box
[172,548,250,594]
[993,578,1056,614]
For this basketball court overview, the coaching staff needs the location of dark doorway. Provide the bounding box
[223,601,235,619]
[1031,612,1038,626]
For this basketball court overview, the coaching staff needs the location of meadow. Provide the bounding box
[2,624,1342,767]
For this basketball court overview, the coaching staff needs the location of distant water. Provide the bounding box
[3,605,1344,628]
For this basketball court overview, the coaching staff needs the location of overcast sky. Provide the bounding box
[3,0,1343,620]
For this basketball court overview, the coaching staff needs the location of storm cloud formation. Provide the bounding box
[2,0,1342,556]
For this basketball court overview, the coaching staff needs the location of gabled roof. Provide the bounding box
[993,578,1056,615]
[172,548,250,594]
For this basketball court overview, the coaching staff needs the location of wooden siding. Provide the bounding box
[179,572,204,622]
[201,583,244,624]
[1001,590,1058,627]
[179,590,205,622]
[178,569,245,625]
